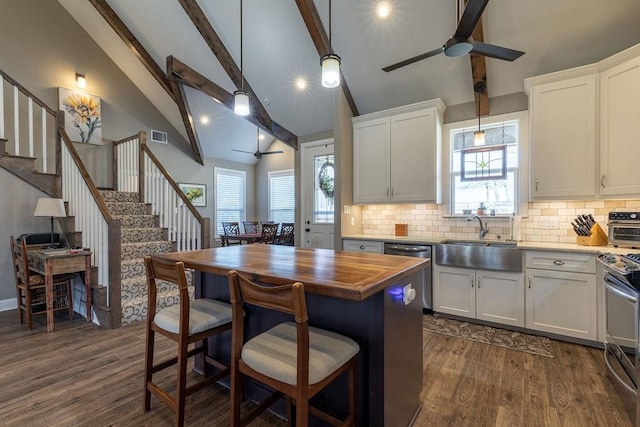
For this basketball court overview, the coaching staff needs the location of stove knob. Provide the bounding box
[632,213,637,219]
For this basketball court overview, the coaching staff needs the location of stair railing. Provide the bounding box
[113,132,210,250]
[0,68,59,174]
[60,128,120,314]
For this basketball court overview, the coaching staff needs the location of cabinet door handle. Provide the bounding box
[391,187,395,196]
[553,260,565,266]
[470,275,474,288]
[387,188,389,197]
[535,179,539,191]
[477,276,481,289]
[528,276,532,289]
[601,175,606,188]
[359,245,366,250]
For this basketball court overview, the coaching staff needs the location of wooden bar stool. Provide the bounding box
[227,270,359,427]
[143,256,233,427]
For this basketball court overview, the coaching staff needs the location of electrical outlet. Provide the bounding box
[539,218,559,229]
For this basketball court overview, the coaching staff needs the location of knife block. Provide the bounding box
[576,223,609,246]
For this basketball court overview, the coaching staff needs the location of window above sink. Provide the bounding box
[442,110,529,218]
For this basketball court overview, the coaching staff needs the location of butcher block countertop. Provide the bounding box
[156,245,429,301]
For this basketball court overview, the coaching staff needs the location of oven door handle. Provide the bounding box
[605,273,638,303]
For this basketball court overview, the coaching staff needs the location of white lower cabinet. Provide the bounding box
[525,268,597,340]
[434,265,525,327]
[524,250,597,340]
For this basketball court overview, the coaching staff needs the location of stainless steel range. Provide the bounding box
[598,252,640,425]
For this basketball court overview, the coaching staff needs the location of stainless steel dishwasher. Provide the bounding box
[384,243,432,312]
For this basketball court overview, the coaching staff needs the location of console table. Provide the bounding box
[27,249,92,332]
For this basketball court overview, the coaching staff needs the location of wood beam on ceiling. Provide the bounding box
[294,0,359,117]
[177,0,274,139]
[89,0,205,165]
[167,56,299,150]
[466,0,489,116]
[88,0,175,102]
[168,79,204,165]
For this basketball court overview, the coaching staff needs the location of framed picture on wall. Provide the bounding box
[178,182,206,207]
[58,87,102,145]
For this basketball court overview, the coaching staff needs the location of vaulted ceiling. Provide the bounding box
[60,0,640,165]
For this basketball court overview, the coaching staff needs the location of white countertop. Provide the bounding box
[342,234,640,255]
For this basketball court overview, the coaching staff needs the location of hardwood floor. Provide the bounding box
[0,310,633,426]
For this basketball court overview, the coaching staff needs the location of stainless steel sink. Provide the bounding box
[435,240,523,272]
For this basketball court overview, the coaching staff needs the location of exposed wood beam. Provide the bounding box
[466,0,489,116]
[168,79,204,165]
[294,0,359,117]
[88,0,176,102]
[167,56,298,150]
[177,0,273,136]
[89,0,205,165]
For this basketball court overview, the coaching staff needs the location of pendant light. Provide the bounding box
[234,0,250,116]
[473,81,485,146]
[320,0,341,88]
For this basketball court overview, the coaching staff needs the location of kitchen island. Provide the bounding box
[156,245,428,427]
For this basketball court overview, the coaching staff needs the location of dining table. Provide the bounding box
[155,244,428,426]
[219,232,260,246]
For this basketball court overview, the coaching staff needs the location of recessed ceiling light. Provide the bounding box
[200,116,210,124]
[295,78,307,90]
[377,1,391,18]
[258,133,265,141]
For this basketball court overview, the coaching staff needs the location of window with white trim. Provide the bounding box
[214,167,246,237]
[450,119,519,215]
[268,170,295,223]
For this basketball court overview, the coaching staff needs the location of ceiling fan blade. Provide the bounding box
[232,149,254,154]
[470,41,524,61]
[382,47,445,72]
[261,150,284,155]
[454,0,490,38]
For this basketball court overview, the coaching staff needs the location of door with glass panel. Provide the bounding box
[302,141,334,249]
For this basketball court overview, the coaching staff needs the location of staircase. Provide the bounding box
[1,68,208,328]
[99,190,193,325]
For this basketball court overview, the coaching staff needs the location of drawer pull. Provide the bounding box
[553,260,565,266]
[528,276,532,289]
[359,245,366,250]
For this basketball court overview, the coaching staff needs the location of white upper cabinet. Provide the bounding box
[600,56,640,195]
[353,117,391,203]
[525,43,640,200]
[526,74,597,199]
[353,99,445,204]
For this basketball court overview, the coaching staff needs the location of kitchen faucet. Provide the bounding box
[467,214,489,239]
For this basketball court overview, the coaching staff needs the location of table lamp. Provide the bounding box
[33,198,66,248]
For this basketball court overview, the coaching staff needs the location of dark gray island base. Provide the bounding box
[157,245,427,426]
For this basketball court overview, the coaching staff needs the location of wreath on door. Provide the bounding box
[318,161,334,200]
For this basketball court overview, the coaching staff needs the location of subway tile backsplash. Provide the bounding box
[361,200,640,243]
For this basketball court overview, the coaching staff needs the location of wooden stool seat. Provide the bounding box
[241,322,359,385]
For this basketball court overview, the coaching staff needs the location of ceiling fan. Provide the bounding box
[382,0,524,72]
[232,128,283,160]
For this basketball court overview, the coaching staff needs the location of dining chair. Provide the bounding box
[258,222,279,244]
[275,222,295,246]
[221,221,242,246]
[10,235,74,329]
[243,221,259,234]
[143,256,233,427]
[227,270,359,427]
